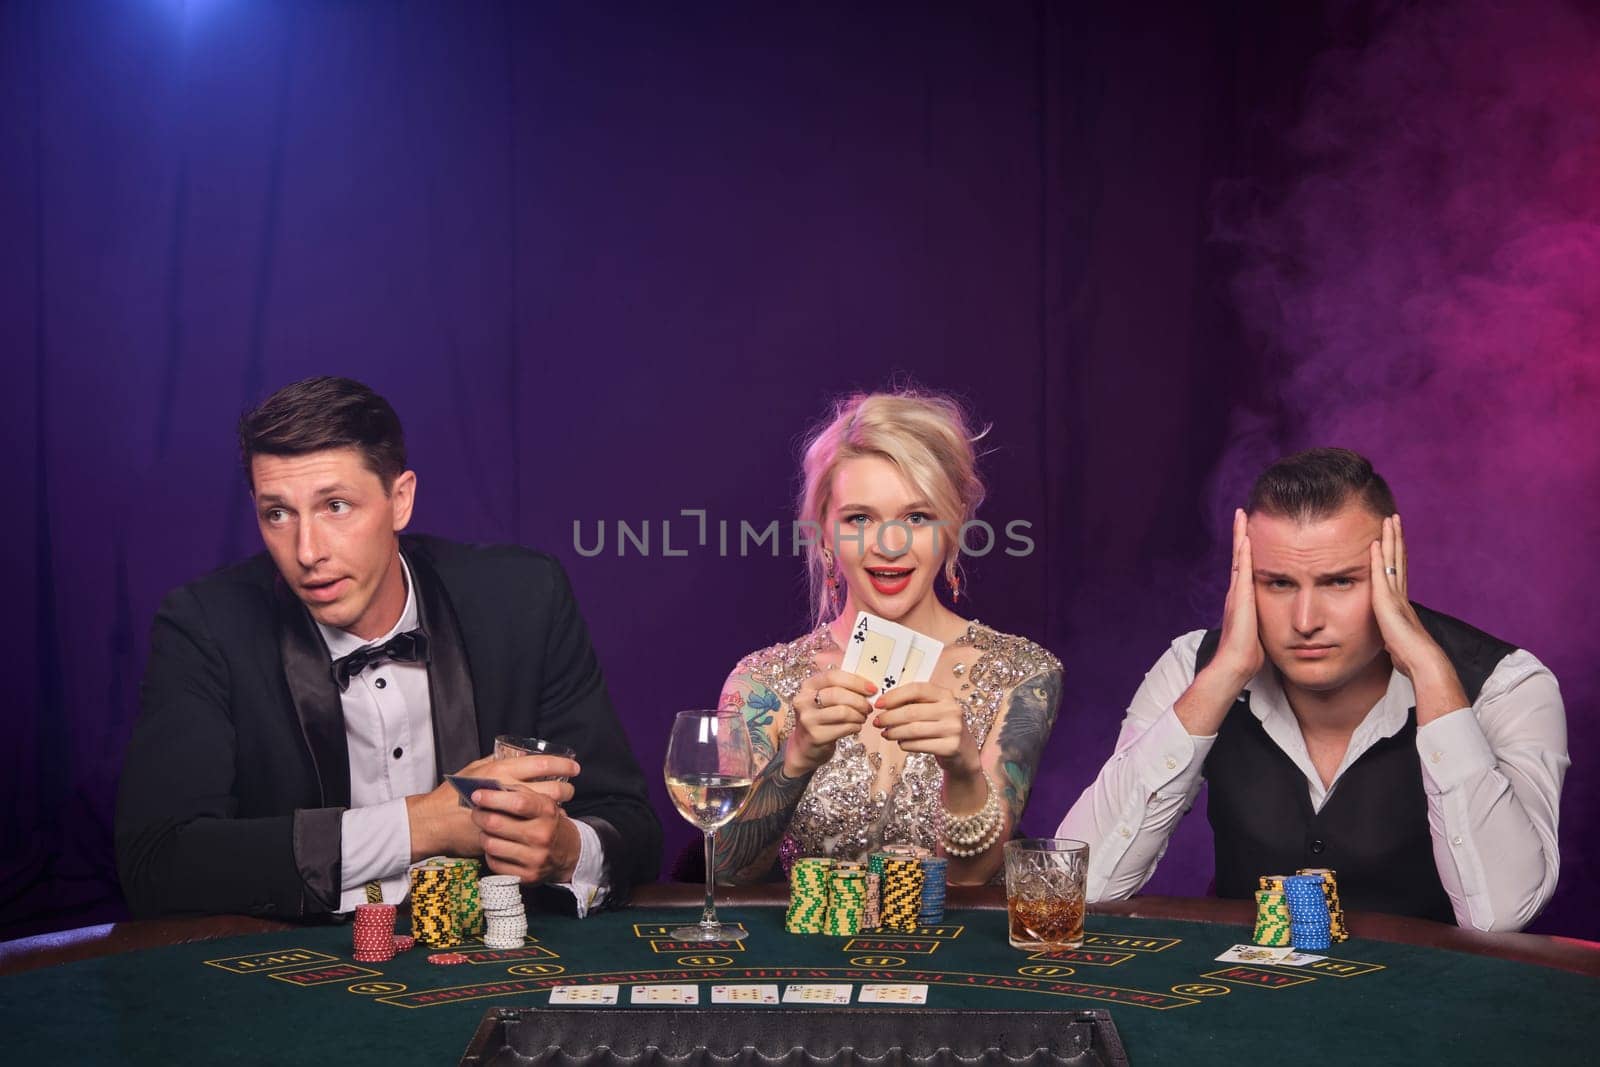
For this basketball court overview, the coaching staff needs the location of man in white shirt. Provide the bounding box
[117,376,660,918]
[1057,448,1566,931]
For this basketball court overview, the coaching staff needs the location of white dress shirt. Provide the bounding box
[1056,629,1568,932]
[322,556,607,914]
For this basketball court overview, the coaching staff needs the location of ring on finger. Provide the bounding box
[814,689,824,708]
[1385,566,1398,576]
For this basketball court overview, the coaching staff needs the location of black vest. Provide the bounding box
[1197,604,1515,922]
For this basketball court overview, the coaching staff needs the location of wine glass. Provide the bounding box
[664,709,756,941]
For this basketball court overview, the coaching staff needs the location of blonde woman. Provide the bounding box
[715,391,1062,885]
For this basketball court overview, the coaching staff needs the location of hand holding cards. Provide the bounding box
[841,612,975,766]
[789,612,948,776]
[444,774,510,809]
[448,737,580,807]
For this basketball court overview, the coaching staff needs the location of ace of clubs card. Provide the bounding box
[840,612,915,691]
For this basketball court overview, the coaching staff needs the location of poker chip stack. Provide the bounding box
[786,858,831,934]
[867,851,892,929]
[1250,890,1292,947]
[917,855,948,925]
[879,857,925,932]
[441,857,485,937]
[352,903,398,962]
[478,874,529,949]
[409,860,463,948]
[1297,868,1349,942]
[1283,874,1333,951]
[825,863,868,936]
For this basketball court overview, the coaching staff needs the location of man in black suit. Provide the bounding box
[116,376,660,918]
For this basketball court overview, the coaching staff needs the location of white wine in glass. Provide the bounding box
[664,709,756,941]
[665,773,755,831]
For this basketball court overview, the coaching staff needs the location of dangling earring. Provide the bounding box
[824,551,843,614]
[948,563,962,604]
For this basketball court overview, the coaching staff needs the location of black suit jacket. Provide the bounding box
[115,535,661,919]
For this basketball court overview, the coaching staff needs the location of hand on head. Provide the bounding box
[1368,514,1430,678]
[1214,507,1266,684]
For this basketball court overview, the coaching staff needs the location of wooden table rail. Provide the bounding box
[3,885,1596,978]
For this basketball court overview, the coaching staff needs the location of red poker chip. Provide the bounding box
[427,952,469,965]
[353,952,395,962]
[392,935,415,952]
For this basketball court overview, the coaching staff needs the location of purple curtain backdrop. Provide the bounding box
[1,1,1594,941]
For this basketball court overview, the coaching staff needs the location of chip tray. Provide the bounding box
[458,1007,1129,1067]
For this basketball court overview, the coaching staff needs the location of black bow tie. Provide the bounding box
[331,630,430,691]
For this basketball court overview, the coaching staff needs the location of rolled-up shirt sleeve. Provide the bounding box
[1417,650,1567,932]
[1057,631,1214,901]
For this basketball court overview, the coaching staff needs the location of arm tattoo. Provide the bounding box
[712,680,809,883]
[713,755,812,882]
[722,681,782,768]
[994,669,1063,823]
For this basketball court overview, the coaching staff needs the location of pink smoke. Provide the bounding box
[1215,0,1600,933]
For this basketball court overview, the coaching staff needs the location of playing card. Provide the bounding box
[1275,951,1326,967]
[782,983,854,1004]
[711,984,781,1004]
[632,984,700,1005]
[444,774,506,809]
[840,612,915,692]
[1214,944,1295,964]
[898,632,944,685]
[548,985,619,1005]
[858,984,928,1004]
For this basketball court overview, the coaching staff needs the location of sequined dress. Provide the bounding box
[730,621,1061,863]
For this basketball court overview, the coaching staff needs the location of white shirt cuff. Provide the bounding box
[336,798,413,912]
[552,817,608,917]
[1417,707,1496,792]
[1129,706,1215,794]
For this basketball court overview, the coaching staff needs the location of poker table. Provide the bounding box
[4,885,1597,1065]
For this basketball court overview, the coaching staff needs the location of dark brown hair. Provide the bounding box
[238,376,407,492]
[1246,447,1397,522]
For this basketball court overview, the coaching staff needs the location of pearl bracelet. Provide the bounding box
[941,770,1003,857]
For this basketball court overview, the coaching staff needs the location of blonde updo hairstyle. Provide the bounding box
[798,390,986,627]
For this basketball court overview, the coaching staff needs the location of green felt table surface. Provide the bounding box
[4,904,1597,1065]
